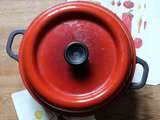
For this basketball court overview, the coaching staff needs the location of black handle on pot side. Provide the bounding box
[131,57,149,89]
[6,29,149,89]
[6,29,25,61]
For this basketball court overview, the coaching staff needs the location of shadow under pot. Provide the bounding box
[6,1,149,117]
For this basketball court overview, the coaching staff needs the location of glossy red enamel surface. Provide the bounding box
[37,20,117,94]
[19,2,135,110]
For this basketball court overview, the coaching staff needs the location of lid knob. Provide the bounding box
[64,42,89,66]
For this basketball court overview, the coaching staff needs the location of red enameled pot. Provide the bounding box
[6,1,149,116]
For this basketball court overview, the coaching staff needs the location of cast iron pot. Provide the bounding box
[6,1,149,117]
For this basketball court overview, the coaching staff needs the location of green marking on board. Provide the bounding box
[35,110,43,120]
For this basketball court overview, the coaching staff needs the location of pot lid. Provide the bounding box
[19,2,133,110]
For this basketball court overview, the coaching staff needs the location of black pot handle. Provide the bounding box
[131,57,149,89]
[6,29,25,62]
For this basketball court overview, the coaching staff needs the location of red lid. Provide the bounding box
[19,2,134,110]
